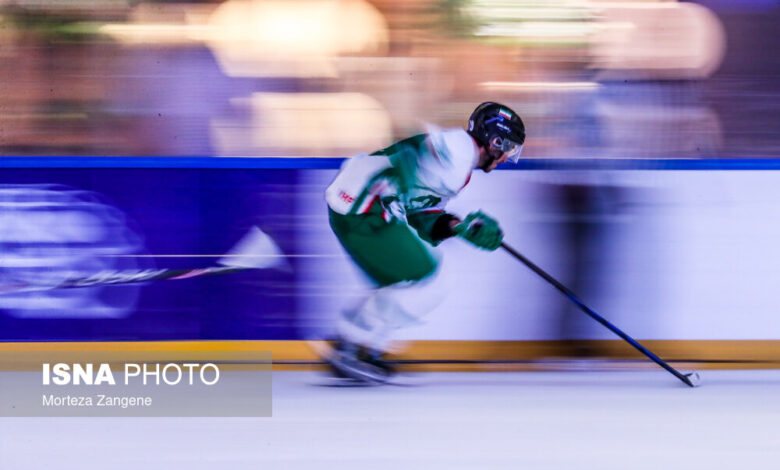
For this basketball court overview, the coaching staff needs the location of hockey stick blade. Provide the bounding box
[683,371,702,387]
[218,226,289,271]
[0,227,287,294]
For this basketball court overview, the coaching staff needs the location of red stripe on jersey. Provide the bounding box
[459,173,472,192]
[362,195,380,214]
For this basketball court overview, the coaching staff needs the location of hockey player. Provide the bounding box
[322,102,526,383]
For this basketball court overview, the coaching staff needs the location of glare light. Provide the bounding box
[98,24,207,44]
[480,81,601,91]
[202,0,389,78]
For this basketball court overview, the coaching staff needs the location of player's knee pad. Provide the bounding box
[375,259,450,326]
[338,261,449,350]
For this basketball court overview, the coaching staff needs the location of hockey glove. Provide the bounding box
[453,211,503,251]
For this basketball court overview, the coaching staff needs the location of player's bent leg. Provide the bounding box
[326,209,449,382]
[338,267,448,352]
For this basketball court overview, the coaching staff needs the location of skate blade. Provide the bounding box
[314,376,382,388]
[307,340,393,385]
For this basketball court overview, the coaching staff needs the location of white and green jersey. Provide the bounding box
[326,127,479,225]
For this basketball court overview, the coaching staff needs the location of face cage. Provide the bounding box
[489,136,524,163]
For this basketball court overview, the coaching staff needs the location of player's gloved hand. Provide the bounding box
[453,211,503,251]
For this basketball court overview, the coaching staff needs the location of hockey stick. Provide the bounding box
[0,226,287,294]
[500,242,701,387]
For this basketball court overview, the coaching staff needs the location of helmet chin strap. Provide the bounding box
[478,144,502,171]
[478,156,495,171]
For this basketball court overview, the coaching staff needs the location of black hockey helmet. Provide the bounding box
[467,102,525,163]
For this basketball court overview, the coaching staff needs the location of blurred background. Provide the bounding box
[0,0,777,159]
[2,4,779,464]
[1,0,780,361]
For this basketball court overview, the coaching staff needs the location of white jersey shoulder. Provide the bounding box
[324,127,479,216]
[416,125,479,198]
[325,153,393,215]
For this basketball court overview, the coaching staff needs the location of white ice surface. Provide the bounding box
[2,370,780,470]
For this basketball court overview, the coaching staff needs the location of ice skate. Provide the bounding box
[310,338,395,385]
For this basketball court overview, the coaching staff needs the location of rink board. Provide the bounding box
[0,158,779,355]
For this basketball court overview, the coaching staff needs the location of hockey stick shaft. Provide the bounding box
[500,242,697,387]
[0,265,249,294]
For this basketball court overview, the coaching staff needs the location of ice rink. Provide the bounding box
[2,369,779,469]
